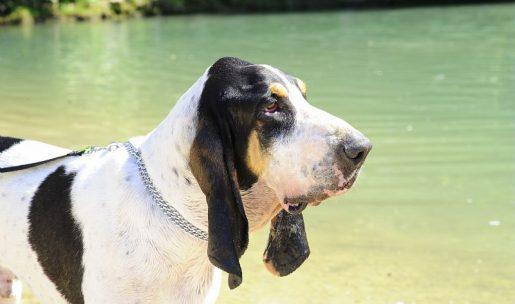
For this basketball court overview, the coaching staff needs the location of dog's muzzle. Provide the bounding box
[282,132,372,214]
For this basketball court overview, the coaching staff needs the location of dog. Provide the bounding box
[0,57,371,304]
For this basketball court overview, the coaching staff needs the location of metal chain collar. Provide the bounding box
[85,142,209,241]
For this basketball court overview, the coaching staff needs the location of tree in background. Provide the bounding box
[0,0,54,23]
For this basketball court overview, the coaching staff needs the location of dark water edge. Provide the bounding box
[161,0,515,12]
[1,0,515,26]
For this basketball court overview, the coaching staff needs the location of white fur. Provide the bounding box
[0,63,366,304]
[260,65,365,210]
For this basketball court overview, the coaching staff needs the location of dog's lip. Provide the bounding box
[334,171,358,192]
[281,199,309,214]
[321,175,356,198]
[337,174,357,191]
[280,172,360,213]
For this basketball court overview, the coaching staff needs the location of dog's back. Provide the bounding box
[0,136,71,168]
[0,136,73,252]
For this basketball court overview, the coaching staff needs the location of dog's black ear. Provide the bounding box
[263,210,310,276]
[190,104,249,290]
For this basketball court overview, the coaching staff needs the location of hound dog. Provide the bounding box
[0,57,371,304]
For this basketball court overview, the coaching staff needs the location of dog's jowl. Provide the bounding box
[0,57,371,304]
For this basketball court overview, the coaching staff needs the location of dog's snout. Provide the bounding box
[340,134,372,165]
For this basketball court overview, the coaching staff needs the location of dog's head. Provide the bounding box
[189,57,371,288]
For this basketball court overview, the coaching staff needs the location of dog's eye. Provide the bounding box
[264,101,279,114]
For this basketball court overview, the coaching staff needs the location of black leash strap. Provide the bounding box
[0,149,88,173]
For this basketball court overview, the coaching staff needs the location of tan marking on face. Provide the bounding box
[246,130,269,176]
[295,78,307,96]
[269,82,288,99]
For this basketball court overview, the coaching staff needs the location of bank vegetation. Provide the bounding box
[0,0,511,25]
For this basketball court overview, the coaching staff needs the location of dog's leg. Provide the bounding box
[0,266,22,304]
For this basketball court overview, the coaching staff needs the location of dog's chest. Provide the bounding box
[80,223,219,303]
[71,151,217,303]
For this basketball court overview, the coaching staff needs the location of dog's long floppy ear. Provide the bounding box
[190,93,249,290]
[263,210,310,276]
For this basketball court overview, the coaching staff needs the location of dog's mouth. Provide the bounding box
[282,199,309,215]
[280,171,359,214]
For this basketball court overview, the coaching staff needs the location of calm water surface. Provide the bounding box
[1,3,514,303]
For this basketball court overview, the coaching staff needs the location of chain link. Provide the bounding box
[82,142,208,241]
[124,142,209,241]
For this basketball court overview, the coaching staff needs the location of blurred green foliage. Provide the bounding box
[0,0,53,23]
[0,0,509,24]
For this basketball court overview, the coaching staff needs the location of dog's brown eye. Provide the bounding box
[264,101,278,113]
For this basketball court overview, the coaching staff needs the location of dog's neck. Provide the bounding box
[138,74,210,233]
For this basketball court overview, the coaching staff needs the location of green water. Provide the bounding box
[1,4,514,304]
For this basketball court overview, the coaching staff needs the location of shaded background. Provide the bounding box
[0,1,514,303]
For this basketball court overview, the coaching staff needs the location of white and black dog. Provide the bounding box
[0,57,371,304]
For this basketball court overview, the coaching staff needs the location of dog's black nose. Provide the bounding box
[341,134,372,165]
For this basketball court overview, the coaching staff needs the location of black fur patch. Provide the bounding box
[0,136,22,153]
[201,57,296,189]
[28,166,84,304]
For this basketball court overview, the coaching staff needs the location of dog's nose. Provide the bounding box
[340,134,372,165]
